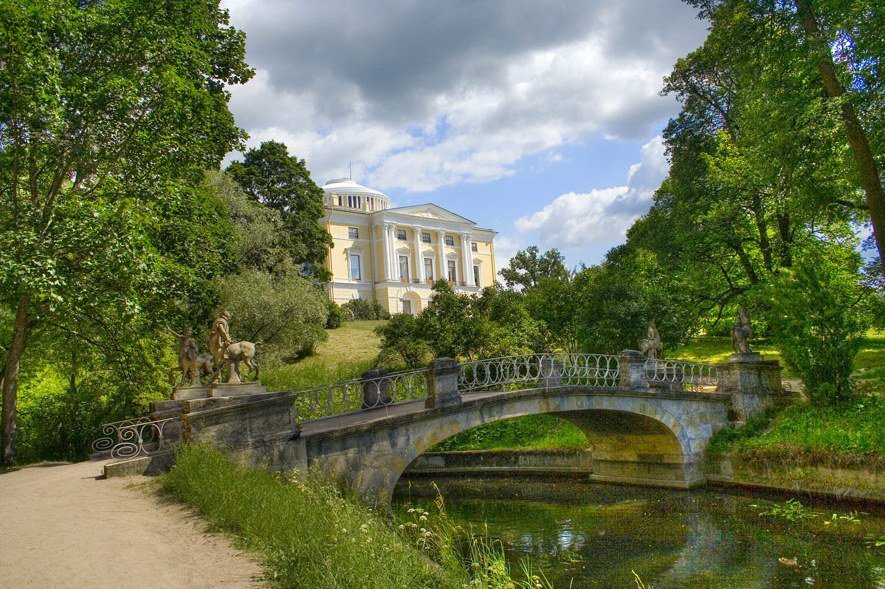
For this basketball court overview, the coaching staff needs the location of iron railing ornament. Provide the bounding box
[644,358,719,392]
[91,416,153,454]
[109,418,181,459]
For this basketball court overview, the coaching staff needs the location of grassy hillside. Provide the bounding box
[262,320,386,391]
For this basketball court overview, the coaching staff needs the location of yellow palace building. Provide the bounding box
[320,178,497,315]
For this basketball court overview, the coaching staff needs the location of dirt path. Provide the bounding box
[0,460,264,589]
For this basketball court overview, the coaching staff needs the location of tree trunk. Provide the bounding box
[795,0,885,267]
[1,296,33,466]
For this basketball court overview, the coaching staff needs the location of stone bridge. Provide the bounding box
[100,351,791,505]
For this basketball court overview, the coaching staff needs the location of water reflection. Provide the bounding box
[394,478,884,588]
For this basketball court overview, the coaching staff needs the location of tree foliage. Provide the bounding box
[0,0,252,464]
[227,141,333,280]
[499,246,570,290]
[216,270,328,364]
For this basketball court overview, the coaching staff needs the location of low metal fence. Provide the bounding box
[458,353,620,392]
[293,367,429,421]
[106,417,181,459]
[644,358,719,392]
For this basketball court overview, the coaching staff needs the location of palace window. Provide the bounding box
[473,265,481,287]
[444,235,454,246]
[421,232,431,243]
[402,299,412,315]
[399,255,410,281]
[349,254,361,280]
[471,242,478,252]
[424,258,434,281]
[396,229,407,240]
[348,227,359,239]
[447,260,457,282]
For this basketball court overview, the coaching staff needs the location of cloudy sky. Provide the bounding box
[222,0,709,269]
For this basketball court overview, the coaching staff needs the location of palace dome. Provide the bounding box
[322,178,391,212]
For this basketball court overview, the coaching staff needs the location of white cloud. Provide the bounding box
[221,1,706,191]
[514,135,668,250]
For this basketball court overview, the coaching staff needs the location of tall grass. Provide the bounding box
[159,445,554,589]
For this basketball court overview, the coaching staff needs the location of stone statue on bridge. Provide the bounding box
[208,310,259,385]
[168,326,202,387]
[640,320,663,360]
[731,307,752,355]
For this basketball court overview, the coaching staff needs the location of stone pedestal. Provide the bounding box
[361,369,393,409]
[172,386,210,401]
[618,350,649,390]
[537,357,563,389]
[716,353,791,422]
[209,381,269,398]
[425,358,462,409]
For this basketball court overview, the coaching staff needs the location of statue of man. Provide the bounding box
[208,310,233,376]
[168,326,200,386]
[731,306,752,354]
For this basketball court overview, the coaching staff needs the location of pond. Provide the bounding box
[394,477,884,588]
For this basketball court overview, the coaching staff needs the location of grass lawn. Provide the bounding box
[261,320,386,391]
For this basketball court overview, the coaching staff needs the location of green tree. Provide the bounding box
[374,314,431,369]
[416,281,487,359]
[227,141,333,280]
[574,248,695,354]
[473,285,547,355]
[759,244,871,404]
[688,0,883,264]
[202,170,292,275]
[0,0,252,464]
[499,246,570,290]
[523,277,582,353]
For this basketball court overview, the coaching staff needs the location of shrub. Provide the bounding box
[761,246,871,405]
[217,270,328,364]
[325,300,344,329]
[374,314,431,369]
[341,298,390,321]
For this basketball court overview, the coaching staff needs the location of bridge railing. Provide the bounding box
[644,358,719,392]
[560,353,621,387]
[293,367,429,421]
[458,353,620,392]
[91,416,154,455]
[96,417,181,459]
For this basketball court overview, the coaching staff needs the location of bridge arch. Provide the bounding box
[302,388,720,506]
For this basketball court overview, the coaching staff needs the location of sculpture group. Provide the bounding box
[170,310,259,389]
[639,308,753,360]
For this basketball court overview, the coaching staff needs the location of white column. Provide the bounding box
[465,233,475,286]
[413,226,424,283]
[437,230,446,282]
[460,234,471,287]
[389,225,398,280]
[380,223,390,281]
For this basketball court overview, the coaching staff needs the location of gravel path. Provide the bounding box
[0,459,264,589]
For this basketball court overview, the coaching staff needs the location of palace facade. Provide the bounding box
[321,178,497,315]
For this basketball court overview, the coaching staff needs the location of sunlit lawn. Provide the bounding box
[261,320,386,391]
[674,331,884,385]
